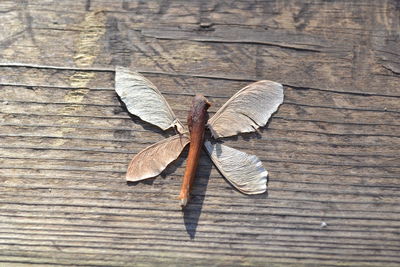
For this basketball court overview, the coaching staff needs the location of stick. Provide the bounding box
[179,94,210,208]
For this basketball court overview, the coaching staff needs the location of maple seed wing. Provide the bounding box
[204,141,267,194]
[115,66,185,133]
[207,80,283,138]
[126,134,190,182]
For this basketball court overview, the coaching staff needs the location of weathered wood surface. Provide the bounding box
[0,0,399,266]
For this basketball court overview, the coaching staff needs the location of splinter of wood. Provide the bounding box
[179,94,210,207]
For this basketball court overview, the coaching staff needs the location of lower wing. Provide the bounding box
[204,141,268,194]
[126,134,190,182]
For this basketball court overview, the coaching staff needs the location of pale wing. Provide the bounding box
[115,66,184,133]
[208,80,283,138]
[127,134,190,182]
[204,141,267,194]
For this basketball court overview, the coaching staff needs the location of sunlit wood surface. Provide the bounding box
[0,0,399,266]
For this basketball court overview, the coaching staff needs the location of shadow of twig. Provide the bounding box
[182,149,212,239]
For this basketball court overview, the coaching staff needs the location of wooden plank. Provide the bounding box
[0,0,399,266]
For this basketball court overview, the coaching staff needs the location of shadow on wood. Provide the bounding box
[182,149,213,239]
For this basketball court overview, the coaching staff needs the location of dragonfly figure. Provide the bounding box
[115,67,284,208]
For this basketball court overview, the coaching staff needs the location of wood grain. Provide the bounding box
[0,0,399,266]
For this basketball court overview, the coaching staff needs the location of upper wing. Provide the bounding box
[127,134,190,182]
[115,66,185,133]
[204,141,267,194]
[207,80,283,138]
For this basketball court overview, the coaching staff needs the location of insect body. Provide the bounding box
[115,67,284,208]
[179,95,210,207]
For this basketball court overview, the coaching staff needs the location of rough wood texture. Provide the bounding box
[0,0,399,266]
